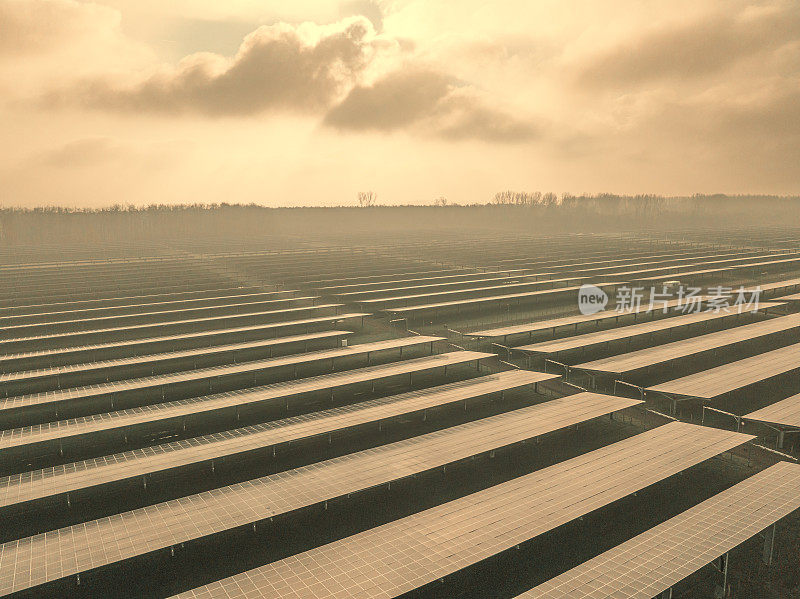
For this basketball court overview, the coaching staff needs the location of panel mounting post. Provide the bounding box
[762,523,776,565]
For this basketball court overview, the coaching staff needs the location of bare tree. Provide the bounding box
[357,191,377,207]
[492,190,514,205]
[493,190,534,205]
[434,196,448,206]
[542,192,558,206]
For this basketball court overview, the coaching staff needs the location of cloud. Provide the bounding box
[0,0,120,56]
[324,69,449,129]
[0,0,152,98]
[2,136,189,208]
[577,4,800,88]
[324,68,537,142]
[57,16,391,116]
[339,0,383,33]
[36,137,127,167]
[30,136,188,171]
[43,10,535,143]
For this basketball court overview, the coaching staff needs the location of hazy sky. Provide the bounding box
[1,0,799,207]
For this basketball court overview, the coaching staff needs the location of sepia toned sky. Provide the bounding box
[1,0,799,207]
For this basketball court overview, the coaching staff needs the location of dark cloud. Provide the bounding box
[57,17,381,116]
[324,69,537,142]
[432,93,539,142]
[29,6,536,144]
[578,6,800,88]
[324,70,451,129]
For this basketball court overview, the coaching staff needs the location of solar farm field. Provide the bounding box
[1,227,800,599]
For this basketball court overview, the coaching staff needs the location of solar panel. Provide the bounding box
[311,270,502,292]
[550,250,766,276]
[512,306,780,356]
[0,291,298,324]
[495,249,680,266]
[0,393,642,596]
[631,266,732,282]
[0,351,495,509]
[0,336,444,415]
[465,297,712,340]
[596,252,800,282]
[0,304,347,350]
[2,279,257,305]
[168,422,752,599]
[0,287,267,316]
[0,314,369,375]
[726,255,800,272]
[0,296,319,338]
[574,314,800,376]
[0,369,555,458]
[0,331,351,390]
[518,461,800,599]
[358,277,584,307]
[743,392,800,428]
[385,282,624,315]
[645,341,800,399]
[332,273,551,300]
[744,276,800,295]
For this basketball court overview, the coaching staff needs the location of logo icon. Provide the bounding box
[578,284,608,315]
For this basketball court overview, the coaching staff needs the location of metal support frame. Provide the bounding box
[545,358,568,377]
[702,405,741,431]
[614,379,644,400]
[743,420,800,450]
[712,551,729,595]
[761,523,776,565]
[648,389,689,415]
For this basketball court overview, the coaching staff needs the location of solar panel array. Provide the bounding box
[0,331,352,392]
[645,341,800,399]
[0,351,493,457]
[0,336,444,414]
[511,306,775,356]
[743,392,800,428]
[0,316,367,373]
[171,423,752,599]
[573,313,800,376]
[0,368,546,455]
[1,231,799,598]
[465,297,712,340]
[518,461,800,599]
[0,392,641,595]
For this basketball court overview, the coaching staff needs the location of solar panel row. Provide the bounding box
[0,371,556,484]
[743,393,800,428]
[0,351,494,461]
[518,461,800,599]
[0,331,352,392]
[0,336,444,416]
[646,341,800,400]
[574,314,800,376]
[465,297,712,340]
[170,422,751,599]
[0,393,641,595]
[511,306,776,356]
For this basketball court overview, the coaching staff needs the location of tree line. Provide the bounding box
[2,195,799,247]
